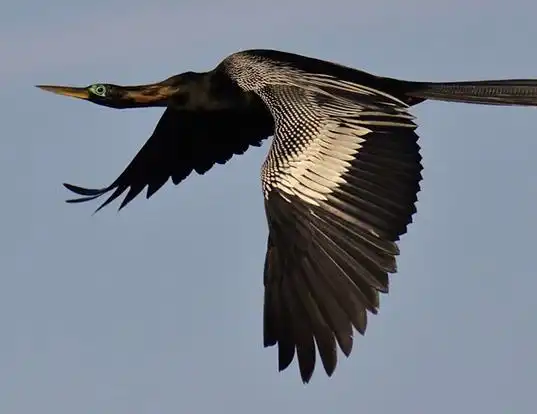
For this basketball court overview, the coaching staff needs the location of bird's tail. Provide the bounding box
[405,79,537,106]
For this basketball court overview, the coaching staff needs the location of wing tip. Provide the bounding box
[63,182,105,196]
[63,181,119,214]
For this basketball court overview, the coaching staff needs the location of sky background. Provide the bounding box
[1,1,537,413]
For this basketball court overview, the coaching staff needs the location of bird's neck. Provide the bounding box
[121,85,179,107]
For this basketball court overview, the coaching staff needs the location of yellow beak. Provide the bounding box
[36,85,90,100]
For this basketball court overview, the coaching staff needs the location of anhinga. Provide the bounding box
[37,49,537,383]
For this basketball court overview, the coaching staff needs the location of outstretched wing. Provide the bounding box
[224,50,423,383]
[64,107,272,212]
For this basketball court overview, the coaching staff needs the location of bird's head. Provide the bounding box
[36,81,181,109]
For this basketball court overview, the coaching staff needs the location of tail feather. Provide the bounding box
[406,79,537,106]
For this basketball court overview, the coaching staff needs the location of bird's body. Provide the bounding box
[37,48,537,383]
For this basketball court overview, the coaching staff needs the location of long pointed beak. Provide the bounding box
[36,85,90,100]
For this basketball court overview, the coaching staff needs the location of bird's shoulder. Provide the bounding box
[221,49,363,77]
[219,49,410,109]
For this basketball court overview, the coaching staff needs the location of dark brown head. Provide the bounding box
[36,80,183,109]
[37,70,252,112]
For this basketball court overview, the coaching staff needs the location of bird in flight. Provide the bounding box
[37,49,537,383]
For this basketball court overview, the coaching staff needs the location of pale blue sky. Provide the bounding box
[2,1,537,413]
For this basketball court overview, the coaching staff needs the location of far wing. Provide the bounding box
[64,107,271,212]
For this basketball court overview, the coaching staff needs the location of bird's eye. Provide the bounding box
[90,84,107,97]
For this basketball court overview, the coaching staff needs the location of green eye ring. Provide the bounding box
[89,84,107,97]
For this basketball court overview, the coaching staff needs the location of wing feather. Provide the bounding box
[224,50,422,382]
[63,107,270,212]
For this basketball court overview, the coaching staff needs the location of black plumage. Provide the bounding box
[37,48,537,383]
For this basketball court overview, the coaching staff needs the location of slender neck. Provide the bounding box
[119,84,180,107]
